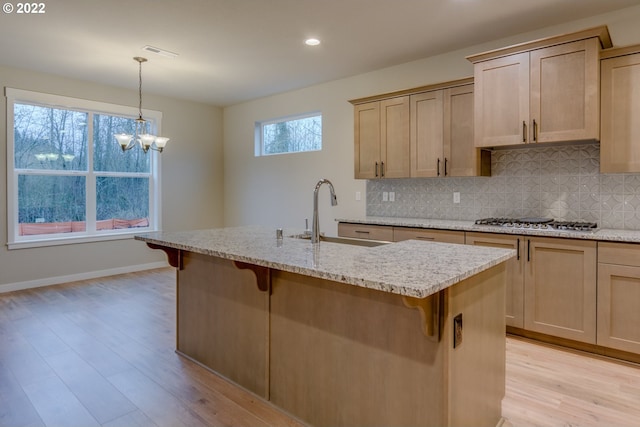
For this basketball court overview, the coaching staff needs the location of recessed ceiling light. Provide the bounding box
[305,38,321,46]
[142,45,179,58]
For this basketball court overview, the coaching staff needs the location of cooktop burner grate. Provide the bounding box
[474,217,597,231]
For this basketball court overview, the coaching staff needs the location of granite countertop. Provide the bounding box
[336,216,640,243]
[135,225,514,299]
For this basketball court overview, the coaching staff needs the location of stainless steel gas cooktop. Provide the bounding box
[474,217,597,232]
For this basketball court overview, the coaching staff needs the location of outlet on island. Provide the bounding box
[453,192,460,204]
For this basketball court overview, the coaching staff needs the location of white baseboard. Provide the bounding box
[0,261,170,294]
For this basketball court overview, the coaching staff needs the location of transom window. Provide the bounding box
[255,112,322,156]
[6,88,162,249]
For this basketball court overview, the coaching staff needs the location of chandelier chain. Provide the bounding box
[138,59,143,118]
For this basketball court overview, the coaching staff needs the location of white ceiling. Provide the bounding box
[1,0,638,106]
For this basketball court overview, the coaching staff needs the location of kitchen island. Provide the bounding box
[136,226,514,427]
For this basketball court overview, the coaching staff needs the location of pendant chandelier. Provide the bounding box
[114,57,169,153]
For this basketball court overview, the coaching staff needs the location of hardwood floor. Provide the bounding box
[1,267,639,427]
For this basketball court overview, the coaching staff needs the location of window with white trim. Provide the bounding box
[255,112,322,156]
[6,88,162,249]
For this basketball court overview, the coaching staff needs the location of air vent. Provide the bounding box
[142,45,179,58]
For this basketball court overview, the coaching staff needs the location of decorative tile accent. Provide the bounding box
[366,143,640,230]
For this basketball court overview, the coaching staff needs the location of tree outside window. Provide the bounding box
[258,113,322,156]
[7,89,160,247]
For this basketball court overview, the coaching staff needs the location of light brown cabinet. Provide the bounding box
[410,90,442,177]
[468,233,597,343]
[337,222,394,241]
[524,237,597,344]
[353,97,410,179]
[338,223,464,244]
[339,221,640,357]
[393,227,464,244]
[411,84,490,177]
[597,242,640,354]
[600,45,640,173]
[469,26,610,148]
[466,232,524,328]
[351,78,489,179]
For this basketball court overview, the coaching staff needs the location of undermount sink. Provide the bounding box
[290,233,388,247]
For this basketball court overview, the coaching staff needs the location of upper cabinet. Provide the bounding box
[600,45,640,173]
[351,79,489,179]
[354,96,410,179]
[411,83,489,177]
[468,26,612,148]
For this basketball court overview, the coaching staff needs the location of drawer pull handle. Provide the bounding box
[416,236,435,241]
[355,230,370,234]
[522,121,527,142]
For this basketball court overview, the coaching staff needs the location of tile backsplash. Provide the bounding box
[366,143,640,230]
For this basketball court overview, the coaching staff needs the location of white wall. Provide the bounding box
[0,66,224,291]
[223,5,640,236]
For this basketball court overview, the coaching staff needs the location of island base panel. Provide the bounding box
[176,252,270,398]
[270,264,506,427]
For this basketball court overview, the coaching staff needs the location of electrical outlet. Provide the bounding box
[453,192,460,204]
[389,192,395,202]
[453,313,463,348]
[355,191,361,201]
[382,192,388,202]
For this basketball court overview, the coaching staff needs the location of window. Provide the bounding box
[6,88,162,249]
[255,112,322,156]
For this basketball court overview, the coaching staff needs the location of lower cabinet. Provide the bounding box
[466,232,524,328]
[340,223,640,353]
[524,237,597,344]
[393,227,464,243]
[597,242,640,354]
[337,223,464,244]
[468,233,597,343]
[337,222,393,241]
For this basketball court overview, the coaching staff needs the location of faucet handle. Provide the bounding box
[304,218,311,236]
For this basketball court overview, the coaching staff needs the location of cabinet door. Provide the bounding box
[473,52,529,147]
[530,38,600,143]
[466,232,524,328]
[524,237,597,343]
[410,91,443,177]
[354,102,381,179]
[600,52,640,173]
[380,96,410,178]
[444,84,476,177]
[393,227,464,244]
[598,263,640,354]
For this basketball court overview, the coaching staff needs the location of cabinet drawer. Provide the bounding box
[393,227,464,244]
[337,223,393,241]
[599,242,640,266]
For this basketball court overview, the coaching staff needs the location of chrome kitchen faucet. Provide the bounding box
[312,178,338,244]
